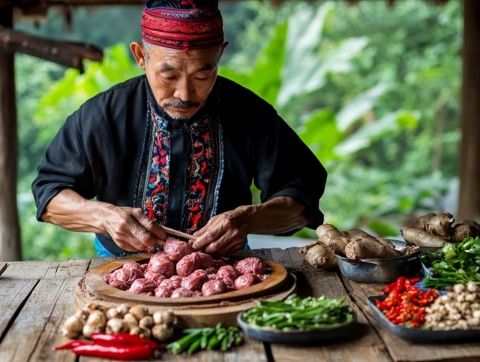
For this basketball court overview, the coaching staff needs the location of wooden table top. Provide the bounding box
[0,248,479,362]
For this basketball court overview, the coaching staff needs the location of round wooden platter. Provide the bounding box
[75,254,296,327]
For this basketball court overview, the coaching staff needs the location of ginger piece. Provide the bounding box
[348,229,395,250]
[315,224,349,254]
[299,242,337,269]
[452,220,480,243]
[414,212,454,239]
[401,226,447,247]
[345,238,400,260]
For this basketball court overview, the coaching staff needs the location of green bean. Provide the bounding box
[243,294,353,331]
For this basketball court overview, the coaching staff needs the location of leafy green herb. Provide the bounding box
[242,294,354,331]
[421,237,480,288]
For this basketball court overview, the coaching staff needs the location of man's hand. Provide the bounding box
[103,207,167,251]
[42,189,167,252]
[191,206,253,255]
[190,197,310,255]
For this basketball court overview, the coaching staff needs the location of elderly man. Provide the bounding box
[32,0,327,257]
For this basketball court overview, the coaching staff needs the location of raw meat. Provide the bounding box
[163,237,193,262]
[234,273,256,290]
[127,278,155,294]
[105,267,143,290]
[159,278,181,290]
[144,270,166,287]
[207,273,218,280]
[154,284,175,297]
[171,287,194,298]
[106,251,267,298]
[202,279,227,296]
[176,253,203,277]
[197,252,215,268]
[235,257,265,275]
[217,265,237,280]
[181,269,208,291]
[147,253,175,278]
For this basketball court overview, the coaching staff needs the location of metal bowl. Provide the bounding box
[335,239,421,283]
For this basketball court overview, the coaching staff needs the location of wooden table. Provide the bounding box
[0,248,479,362]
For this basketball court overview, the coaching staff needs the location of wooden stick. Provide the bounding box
[0,25,102,71]
[163,226,194,241]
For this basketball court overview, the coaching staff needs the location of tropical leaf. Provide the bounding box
[336,83,389,132]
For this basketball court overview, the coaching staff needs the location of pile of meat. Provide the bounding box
[104,238,268,298]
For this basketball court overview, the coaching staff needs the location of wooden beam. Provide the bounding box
[0,5,21,261]
[0,26,102,71]
[458,0,480,220]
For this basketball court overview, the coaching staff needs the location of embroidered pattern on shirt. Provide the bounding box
[143,103,171,224]
[184,118,223,234]
[142,102,224,233]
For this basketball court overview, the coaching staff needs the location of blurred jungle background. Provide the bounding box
[16,0,462,259]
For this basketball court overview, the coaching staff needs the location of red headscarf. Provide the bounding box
[141,0,224,51]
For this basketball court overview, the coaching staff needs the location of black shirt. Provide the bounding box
[32,75,327,255]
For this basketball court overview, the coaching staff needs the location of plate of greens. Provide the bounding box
[237,294,356,345]
[420,237,480,289]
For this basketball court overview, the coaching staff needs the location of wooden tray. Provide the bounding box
[75,254,295,327]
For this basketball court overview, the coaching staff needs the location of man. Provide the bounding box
[32,0,327,257]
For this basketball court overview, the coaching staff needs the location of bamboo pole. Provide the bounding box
[0,5,21,261]
[458,0,480,220]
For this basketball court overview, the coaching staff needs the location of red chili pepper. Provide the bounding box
[377,276,439,327]
[72,344,156,360]
[91,333,160,349]
[53,340,91,350]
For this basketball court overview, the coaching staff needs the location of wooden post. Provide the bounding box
[0,5,21,261]
[458,0,480,220]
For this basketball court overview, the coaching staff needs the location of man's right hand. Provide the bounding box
[103,206,167,252]
[42,189,167,252]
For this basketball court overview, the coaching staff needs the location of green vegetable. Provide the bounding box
[421,237,480,288]
[167,324,243,354]
[242,294,354,331]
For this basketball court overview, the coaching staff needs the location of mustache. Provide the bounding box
[164,99,199,109]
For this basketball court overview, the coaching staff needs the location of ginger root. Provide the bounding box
[344,238,400,260]
[401,226,447,247]
[414,212,454,239]
[452,220,480,243]
[299,242,337,269]
[315,224,349,254]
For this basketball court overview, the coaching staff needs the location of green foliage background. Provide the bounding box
[16,0,462,259]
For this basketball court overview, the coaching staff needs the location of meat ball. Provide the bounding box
[144,270,166,287]
[234,273,257,290]
[176,253,202,277]
[171,287,194,298]
[159,278,182,290]
[217,265,237,280]
[105,267,143,290]
[235,257,265,275]
[197,252,215,268]
[127,278,155,294]
[122,261,144,273]
[163,237,193,262]
[202,279,227,296]
[147,254,175,278]
[181,269,208,291]
[207,273,218,280]
[154,284,175,298]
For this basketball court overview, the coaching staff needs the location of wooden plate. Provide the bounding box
[81,254,289,306]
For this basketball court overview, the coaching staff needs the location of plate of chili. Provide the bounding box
[368,296,480,343]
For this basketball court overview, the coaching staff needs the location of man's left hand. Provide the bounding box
[190,206,253,255]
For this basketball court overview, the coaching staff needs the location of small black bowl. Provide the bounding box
[237,311,358,345]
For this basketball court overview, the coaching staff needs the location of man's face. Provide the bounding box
[131,42,223,120]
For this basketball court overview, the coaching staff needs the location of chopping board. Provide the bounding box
[75,254,296,327]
